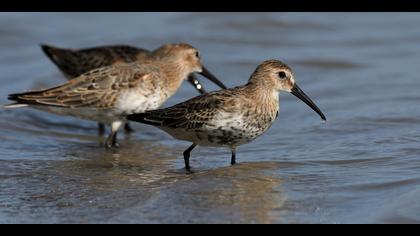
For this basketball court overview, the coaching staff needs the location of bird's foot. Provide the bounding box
[105,143,120,149]
[112,142,120,148]
[185,166,195,174]
[105,138,119,149]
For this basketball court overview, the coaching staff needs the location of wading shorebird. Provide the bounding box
[5,43,226,148]
[41,44,211,135]
[126,60,326,173]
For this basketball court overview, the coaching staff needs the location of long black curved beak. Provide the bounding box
[199,66,227,90]
[187,75,207,94]
[291,83,326,121]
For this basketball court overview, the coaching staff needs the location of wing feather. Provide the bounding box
[8,64,152,109]
[41,44,150,78]
[126,89,240,130]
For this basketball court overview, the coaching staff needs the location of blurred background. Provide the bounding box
[0,13,420,223]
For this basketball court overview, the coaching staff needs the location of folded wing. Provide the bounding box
[41,44,149,78]
[8,63,152,109]
[126,90,237,130]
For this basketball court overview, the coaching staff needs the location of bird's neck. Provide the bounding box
[157,59,191,97]
[244,82,280,116]
[246,81,279,101]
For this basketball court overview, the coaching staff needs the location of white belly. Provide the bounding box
[114,89,165,115]
[160,111,274,147]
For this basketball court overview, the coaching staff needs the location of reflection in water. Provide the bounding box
[0,144,286,223]
[1,12,420,223]
[108,162,285,223]
[0,140,180,223]
[179,162,285,223]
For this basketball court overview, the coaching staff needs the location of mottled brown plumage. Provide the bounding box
[41,45,147,78]
[7,43,226,149]
[10,63,149,109]
[127,60,326,172]
[41,44,208,93]
[41,44,213,134]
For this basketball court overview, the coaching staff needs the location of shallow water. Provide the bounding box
[1,13,420,223]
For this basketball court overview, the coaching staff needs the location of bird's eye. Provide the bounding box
[278,71,287,79]
[195,51,200,58]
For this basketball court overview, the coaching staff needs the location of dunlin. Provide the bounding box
[126,60,326,172]
[41,44,212,135]
[6,43,226,148]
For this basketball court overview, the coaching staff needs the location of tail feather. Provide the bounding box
[40,44,61,65]
[7,93,31,106]
[7,90,49,107]
[40,44,81,79]
[8,92,25,102]
[3,103,28,109]
[40,44,75,69]
[5,90,45,108]
[8,93,18,101]
[41,44,71,77]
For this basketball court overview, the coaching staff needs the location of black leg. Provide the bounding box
[112,132,119,148]
[124,123,134,134]
[98,123,105,136]
[105,122,122,149]
[105,132,114,149]
[105,131,119,149]
[231,148,236,165]
[183,143,197,173]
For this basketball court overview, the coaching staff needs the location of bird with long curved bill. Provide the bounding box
[40,43,216,135]
[126,59,326,173]
[5,43,227,149]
